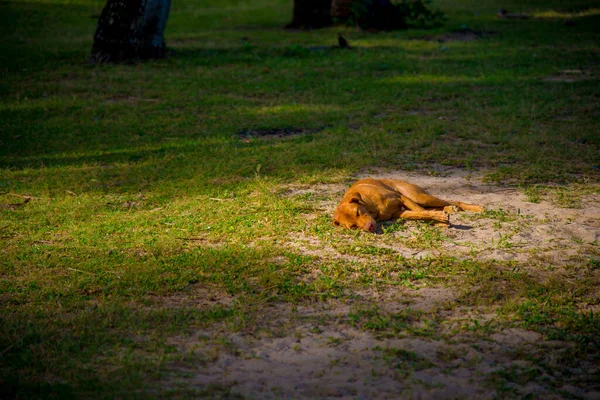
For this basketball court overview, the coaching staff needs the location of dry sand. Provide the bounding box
[161,170,599,399]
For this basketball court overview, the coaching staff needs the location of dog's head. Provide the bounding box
[333,193,377,232]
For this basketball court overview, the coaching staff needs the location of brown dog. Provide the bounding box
[333,178,483,232]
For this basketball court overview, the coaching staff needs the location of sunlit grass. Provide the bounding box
[534,8,600,19]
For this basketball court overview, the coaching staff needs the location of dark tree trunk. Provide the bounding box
[90,0,171,63]
[286,0,332,29]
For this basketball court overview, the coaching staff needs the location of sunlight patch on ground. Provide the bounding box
[534,8,600,19]
[251,103,342,116]
[378,74,485,85]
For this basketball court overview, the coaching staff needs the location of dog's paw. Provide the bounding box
[443,205,460,213]
[436,210,450,224]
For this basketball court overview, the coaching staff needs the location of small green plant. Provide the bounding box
[375,346,435,373]
[464,318,496,336]
[327,337,344,346]
[489,365,542,387]
[336,244,395,256]
[493,232,515,249]
[348,308,411,335]
[381,221,408,234]
[405,222,446,249]
[523,185,544,203]
[552,187,583,208]
[436,347,460,363]
[482,208,515,223]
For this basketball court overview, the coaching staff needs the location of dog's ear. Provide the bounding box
[349,193,363,204]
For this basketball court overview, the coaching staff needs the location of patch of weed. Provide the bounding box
[374,346,435,378]
[348,307,416,337]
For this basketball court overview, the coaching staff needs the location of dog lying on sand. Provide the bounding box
[333,178,483,232]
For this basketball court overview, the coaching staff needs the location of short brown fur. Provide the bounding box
[333,178,483,232]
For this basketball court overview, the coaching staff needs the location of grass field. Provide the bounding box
[1,0,599,398]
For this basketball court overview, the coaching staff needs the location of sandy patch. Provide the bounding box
[310,169,600,267]
[411,29,496,43]
[164,301,598,399]
[543,69,598,83]
[158,169,599,398]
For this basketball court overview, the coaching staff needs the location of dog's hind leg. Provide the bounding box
[384,179,483,212]
[446,202,483,212]
[384,179,456,208]
[398,195,426,211]
[396,209,450,224]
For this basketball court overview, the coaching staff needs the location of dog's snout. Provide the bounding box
[365,221,377,232]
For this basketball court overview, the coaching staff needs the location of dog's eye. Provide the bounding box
[334,220,340,226]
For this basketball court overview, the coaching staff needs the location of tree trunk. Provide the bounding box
[90,0,171,63]
[286,0,332,29]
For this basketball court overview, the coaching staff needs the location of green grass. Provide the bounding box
[1,0,600,397]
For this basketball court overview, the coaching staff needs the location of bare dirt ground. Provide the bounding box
[161,170,600,399]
